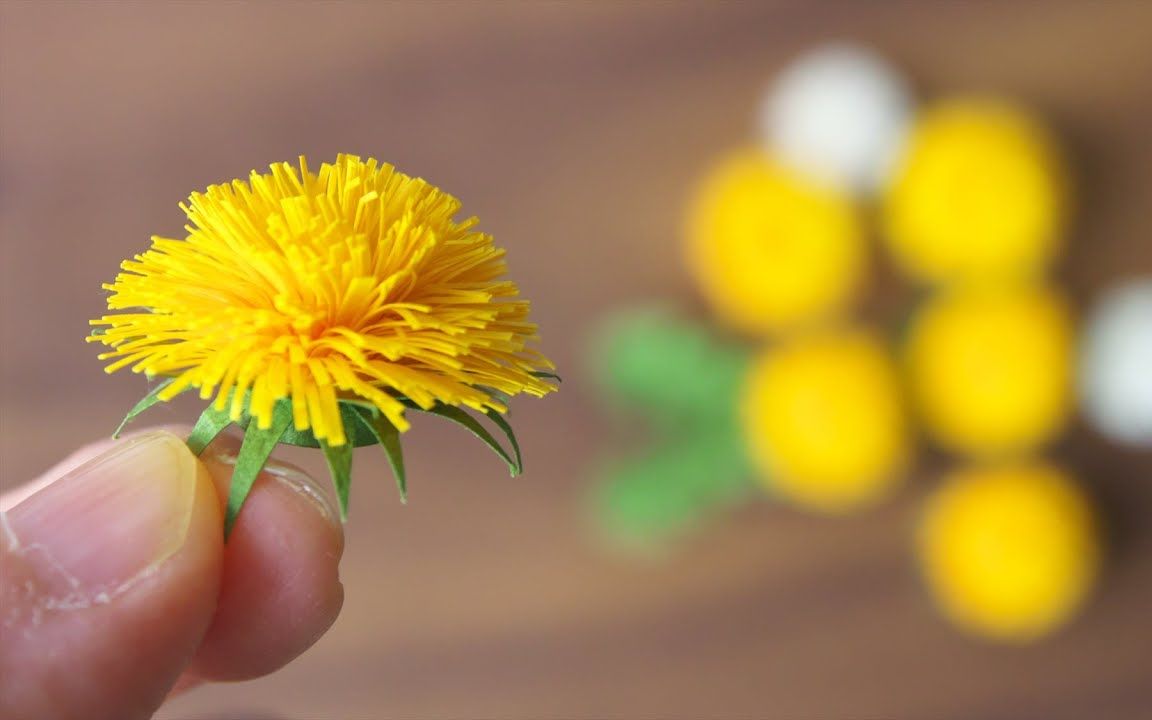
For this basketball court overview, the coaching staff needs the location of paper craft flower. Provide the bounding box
[918,462,1098,641]
[686,152,864,335]
[760,43,914,194]
[741,329,909,513]
[884,98,1067,284]
[90,154,556,534]
[906,283,1071,458]
[1081,277,1152,448]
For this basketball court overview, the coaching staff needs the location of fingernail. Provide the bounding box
[259,459,341,524]
[8,431,198,592]
[200,445,340,525]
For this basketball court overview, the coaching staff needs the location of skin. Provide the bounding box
[0,427,345,720]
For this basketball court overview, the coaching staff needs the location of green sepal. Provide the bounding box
[354,408,407,503]
[476,385,513,406]
[275,402,380,448]
[113,378,178,438]
[319,439,354,521]
[186,404,234,456]
[225,406,293,537]
[426,404,520,476]
[109,379,538,537]
[239,401,379,448]
[531,371,562,383]
[484,409,523,474]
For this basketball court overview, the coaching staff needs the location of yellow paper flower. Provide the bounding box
[918,462,1098,641]
[686,151,864,335]
[742,329,909,512]
[906,283,1072,458]
[884,99,1067,284]
[90,155,556,531]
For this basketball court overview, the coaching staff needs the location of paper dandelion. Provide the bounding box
[884,98,1067,284]
[759,43,914,194]
[686,151,864,335]
[742,328,909,513]
[90,154,557,535]
[918,462,1098,641]
[1080,277,1152,448]
[906,282,1072,458]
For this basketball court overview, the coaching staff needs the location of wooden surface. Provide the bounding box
[2,3,1151,718]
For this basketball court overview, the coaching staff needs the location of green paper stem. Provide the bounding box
[354,408,407,503]
[225,409,293,537]
[427,404,519,476]
[320,439,354,521]
[186,404,234,456]
[114,378,177,438]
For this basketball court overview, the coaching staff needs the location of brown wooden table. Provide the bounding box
[2,3,1150,718]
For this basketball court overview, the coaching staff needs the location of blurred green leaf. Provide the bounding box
[594,427,756,545]
[591,308,749,433]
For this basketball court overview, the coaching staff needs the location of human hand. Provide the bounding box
[0,429,345,720]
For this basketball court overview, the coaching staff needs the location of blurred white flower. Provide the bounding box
[759,43,914,194]
[1081,278,1152,448]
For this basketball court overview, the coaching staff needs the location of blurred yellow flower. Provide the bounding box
[686,152,864,335]
[918,462,1098,641]
[884,99,1067,284]
[907,283,1072,457]
[742,329,909,512]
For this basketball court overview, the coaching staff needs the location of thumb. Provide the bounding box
[0,431,223,720]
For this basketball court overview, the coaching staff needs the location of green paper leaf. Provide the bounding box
[484,409,523,475]
[320,439,354,521]
[113,378,178,438]
[595,429,756,546]
[354,408,407,503]
[426,404,518,476]
[225,408,293,537]
[186,404,234,456]
[592,308,749,430]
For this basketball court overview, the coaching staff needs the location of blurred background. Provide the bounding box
[2,2,1151,718]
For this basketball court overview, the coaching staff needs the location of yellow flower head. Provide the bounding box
[906,282,1072,458]
[918,462,1099,642]
[742,329,909,513]
[884,98,1067,284]
[90,155,556,534]
[91,155,555,447]
[686,151,864,335]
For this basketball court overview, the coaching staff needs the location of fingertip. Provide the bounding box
[0,431,224,720]
[188,441,345,681]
